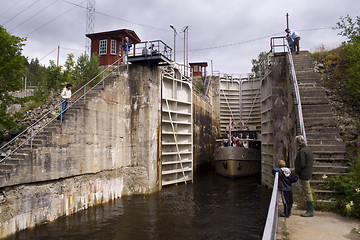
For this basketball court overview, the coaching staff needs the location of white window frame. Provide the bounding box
[194,65,198,72]
[99,39,107,55]
[110,39,116,55]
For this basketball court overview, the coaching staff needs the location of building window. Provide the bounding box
[194,65,198,72]
[110,39,116,55]
[99,39,107,55]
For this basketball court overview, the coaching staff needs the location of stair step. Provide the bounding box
[0,163,17,171]
[314,150,346,156]
[0,169,12,176]
[313,165,350,173]
[1,157,23,165]
[312,172,348,180]
[313,189,339,200]
[307,139,344,145]
[309,144,346,152]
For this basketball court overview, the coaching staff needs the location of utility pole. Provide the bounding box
[286,13,289,29]
[183,26,189,75]
[85,0,95,56]
[57,45,60,67]
[170,24,177,62]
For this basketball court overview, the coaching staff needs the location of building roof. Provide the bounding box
[86,29,141,43]
[189,62,208,67]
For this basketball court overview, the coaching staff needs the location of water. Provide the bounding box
[7,170,271,240]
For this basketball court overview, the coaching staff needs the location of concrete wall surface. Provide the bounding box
[261,54,297,187]
[192,92,214,171]
[0,65,162,238]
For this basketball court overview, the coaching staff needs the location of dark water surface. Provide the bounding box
[7,171,271,240]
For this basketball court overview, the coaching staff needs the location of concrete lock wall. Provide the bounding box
[261,53,297,187]
[0,65,162,238]
[192,76,221,171]
[192,93,214,170]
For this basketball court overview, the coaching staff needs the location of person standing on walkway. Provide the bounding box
[59,83,72,120]
[294,135,314,217]
[273,159,298,218]
[122,37,132,63]
[285,28,301,54]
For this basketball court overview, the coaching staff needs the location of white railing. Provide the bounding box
[262,172,279,240]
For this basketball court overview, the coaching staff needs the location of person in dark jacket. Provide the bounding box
[294,135,314,217]
[273,159,298,218]
[122,37,132,63]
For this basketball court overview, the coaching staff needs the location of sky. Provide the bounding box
[1,0,359,75]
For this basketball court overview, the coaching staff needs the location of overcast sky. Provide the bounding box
[1,0,359,74]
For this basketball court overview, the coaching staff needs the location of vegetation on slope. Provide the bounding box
[311,15,360,219]
[0,25,101,141]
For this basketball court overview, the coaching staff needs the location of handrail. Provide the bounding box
[262,172,279,240]
[0,55,126,164]
[270,37,307,144]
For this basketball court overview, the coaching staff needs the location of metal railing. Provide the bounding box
[270,36,307,143]
[131,40,173,61]
[0,55,126,164]
[262,172,279,240]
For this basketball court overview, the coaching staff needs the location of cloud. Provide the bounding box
[0,0,359,73]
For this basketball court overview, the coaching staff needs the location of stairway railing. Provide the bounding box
[0,56,126,164]
[270,37,307,144]
[262,172,279,240]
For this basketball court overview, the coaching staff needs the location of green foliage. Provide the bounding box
[0,25,27,138]
[312,15,360,219]
[73,54,100,89]
[311,15,360,112]
[1,28,101,140]
[329,151,360,219]
[335,15,360,43]
[251,51,268,76]
[25,58,46,86]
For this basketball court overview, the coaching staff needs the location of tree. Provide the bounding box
[26,58,46,86]
[335,15,360,108]
[251,52,269,76]
[64,53,75,84]
[335,15,360,43]
[74,53,100,87]
[0,25,27,138]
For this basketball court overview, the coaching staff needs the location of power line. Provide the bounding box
[26,0,86,36]
[61,0,169,32]
[188,33,281,52]
[188,27,335,52]
[2,0,41,26]
[61,46,84,52]
[10,0,59,32]
[39,47,58,61]
[0,0,26,18]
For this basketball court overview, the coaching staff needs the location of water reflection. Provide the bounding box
[7,170,271,240]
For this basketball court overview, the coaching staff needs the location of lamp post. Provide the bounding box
[170,24,177,62]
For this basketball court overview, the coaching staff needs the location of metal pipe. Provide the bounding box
[170,24,176,61]
[262,172,279,240]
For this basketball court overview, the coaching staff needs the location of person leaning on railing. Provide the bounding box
[285,28,301,54]
[294,135,314,217]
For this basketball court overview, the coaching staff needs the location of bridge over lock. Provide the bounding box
[0,38,349,239]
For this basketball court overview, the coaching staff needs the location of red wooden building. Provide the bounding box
[86,29,141,66]
[190,62,208,78]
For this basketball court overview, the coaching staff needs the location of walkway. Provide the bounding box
[277,204,360,240]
